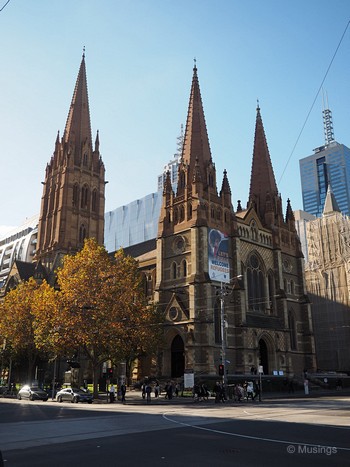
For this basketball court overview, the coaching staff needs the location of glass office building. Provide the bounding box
[299,141,350,217]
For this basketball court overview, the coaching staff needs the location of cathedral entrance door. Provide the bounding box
[171,335,185,378]
[259,339,269,375]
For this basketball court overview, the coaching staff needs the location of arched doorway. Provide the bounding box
[258,339,269,375]
[171,335,185,377]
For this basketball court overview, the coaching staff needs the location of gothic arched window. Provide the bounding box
[182,260,187,277]
[288,311,297,350]
[73,183,79,207]
[179,206,185,222]
[247,253,266,312]
[92,189,98,213]
[81,185,89,210]
[172,262,177,280]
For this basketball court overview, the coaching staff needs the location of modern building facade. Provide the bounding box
[300,142,350,218]
[300,106,350,218]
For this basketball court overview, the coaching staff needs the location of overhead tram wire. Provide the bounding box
[0,0,10,13]
[279,19,350,185]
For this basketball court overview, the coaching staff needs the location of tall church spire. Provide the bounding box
[248,103,278,223]
[63,52,92,155]
[181,61,212,185]
[36,53,105,271]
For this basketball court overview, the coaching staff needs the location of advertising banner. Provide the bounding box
[208,228,230,283]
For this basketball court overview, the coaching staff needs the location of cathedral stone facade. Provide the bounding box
[132,65,316,380]
[3,55,316,381]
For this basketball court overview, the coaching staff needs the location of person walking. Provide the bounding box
[120,383,126,404]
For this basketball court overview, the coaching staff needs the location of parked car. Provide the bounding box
[17,385,48,401]
[56,387,93,403]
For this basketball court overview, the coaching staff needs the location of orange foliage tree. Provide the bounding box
[0,278,52,383]
[50,238,161,397]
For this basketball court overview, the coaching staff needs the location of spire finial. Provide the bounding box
[83,46,85,58]
[193,57,197,70]
[256,98,260,111]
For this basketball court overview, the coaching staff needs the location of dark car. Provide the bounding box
[17,385,48,401]
[56,387,93,403]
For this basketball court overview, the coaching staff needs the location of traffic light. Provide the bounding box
[107,368,113,378]
[218,364,224,376]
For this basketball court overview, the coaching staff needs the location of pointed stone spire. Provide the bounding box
[95,129,100,152]
[323,184,341,215]
[63,52,92,153]
[248,103,279,223]
[220,169,231,195]
[285,198,295,222]
[181,61,212,185]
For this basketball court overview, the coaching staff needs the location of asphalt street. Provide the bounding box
[0,393,349,466]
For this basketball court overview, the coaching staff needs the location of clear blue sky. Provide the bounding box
[1,0,350,236]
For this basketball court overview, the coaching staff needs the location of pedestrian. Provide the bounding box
[141,382,146,399]
[145,383,152,403]
[253,380,260,401]
[109,383,116,403]
[175,383,179,397]
[154,381,160,398]
[288,379,294,394]
[246,382,254,400]
[213,382,221,403]
[120,383,126,403]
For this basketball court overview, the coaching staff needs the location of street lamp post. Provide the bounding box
[219,282,227,387]
[218,275,243,388]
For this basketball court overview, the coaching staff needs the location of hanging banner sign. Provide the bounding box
[208,228,230,283]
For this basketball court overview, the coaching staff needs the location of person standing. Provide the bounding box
[109,383,116,403]
[120,383,126,404]
[145,382,152,403]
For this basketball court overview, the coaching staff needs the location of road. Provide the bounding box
[0,394,349,466]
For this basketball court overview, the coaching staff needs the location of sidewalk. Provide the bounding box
[95,387,350,405]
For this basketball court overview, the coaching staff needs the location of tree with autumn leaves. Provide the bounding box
[0,239,162,396]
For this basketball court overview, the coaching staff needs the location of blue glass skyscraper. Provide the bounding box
[300,142,350,217]
[299,105,350,217]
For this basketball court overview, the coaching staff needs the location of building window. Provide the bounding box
[182,260,187,277]
[188,203,192,220]
[179,206,185,222]
[83,153,88,166]
[172,262,177,279]
[73,183,79,207]
[288,311,297,350]
[81,185,89,210]
[92,189,98,213]
[247,253,266,312]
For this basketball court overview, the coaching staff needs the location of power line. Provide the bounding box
[279,19,350,184]
[0,0,10,13]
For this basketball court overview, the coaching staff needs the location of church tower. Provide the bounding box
[36,53,105,271]
[233,103,315,377]
[156,63,237,378]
